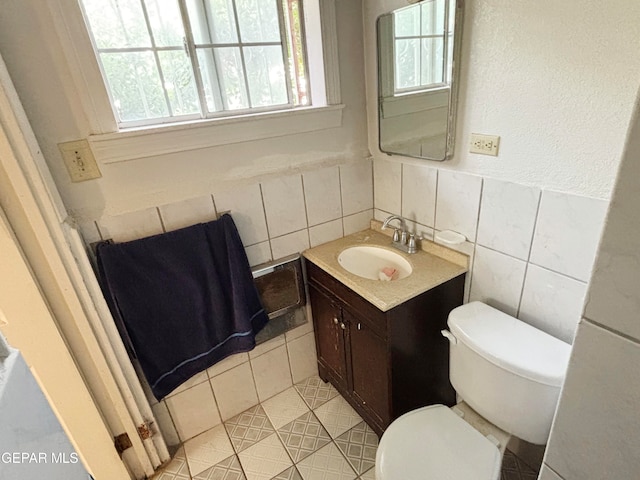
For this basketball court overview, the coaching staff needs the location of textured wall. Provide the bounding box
[364,0,640,199]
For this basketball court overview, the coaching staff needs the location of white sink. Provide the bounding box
[338,246,412,280]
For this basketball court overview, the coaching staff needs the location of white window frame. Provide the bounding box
[47,0,342,164]
[392,0,452,96]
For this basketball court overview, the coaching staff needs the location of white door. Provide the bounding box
[0,209,130,479]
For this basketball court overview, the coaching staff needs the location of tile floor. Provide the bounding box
[153,375,539,480]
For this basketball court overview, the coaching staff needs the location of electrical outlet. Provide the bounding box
[470,134,500,156]
[58,139,101,182]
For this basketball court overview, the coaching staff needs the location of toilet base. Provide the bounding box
[452,401,511,454]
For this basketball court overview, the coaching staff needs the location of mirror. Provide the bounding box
[377,0,463,161]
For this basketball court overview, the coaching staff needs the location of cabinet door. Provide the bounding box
[309,283,348,390]
[347,310,390,426]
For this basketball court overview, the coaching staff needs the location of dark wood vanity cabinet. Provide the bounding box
[307,260,464,436]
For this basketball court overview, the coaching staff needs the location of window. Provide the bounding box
[80,0,309,127]
[393,0,454,94]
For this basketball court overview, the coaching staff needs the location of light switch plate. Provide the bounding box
[470,134,500,156]
[58,139,101,182]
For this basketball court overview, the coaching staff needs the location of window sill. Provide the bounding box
[88,104,345,164]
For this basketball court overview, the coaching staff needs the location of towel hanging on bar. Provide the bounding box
[96,214,268,400]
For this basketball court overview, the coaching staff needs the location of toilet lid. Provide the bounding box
[376,405,501,480]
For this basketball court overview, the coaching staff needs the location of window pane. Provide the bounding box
[158,51,200,115]
[421,0,445,36]
[82,0,151,49]
[421,37,444,85]
[394,5,420,38]
[187,0,238,44]
[196,49,222,112]
[215,47,249,110]
[100,52,169,121]
[395,39,420,90]
[244,46,287,107]
[237,0,280,43]
[144,0,185,47]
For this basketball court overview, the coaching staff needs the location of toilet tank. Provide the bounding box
[446,302,571,445]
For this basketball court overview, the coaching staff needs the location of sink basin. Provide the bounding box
[338,246,412,280]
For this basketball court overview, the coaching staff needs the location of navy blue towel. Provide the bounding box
[96,214,268,400]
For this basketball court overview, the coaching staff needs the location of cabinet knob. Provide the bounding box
[333,317,339,325]
[362,400,366,405]
[357,323,362,330]
[340,322,346,330]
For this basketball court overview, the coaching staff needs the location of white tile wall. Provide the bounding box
[343,209,374,236]
[435,170,483,241]
[244,241,272,267]
[250,345,293,402]
[544,322,640,479]
[270,229,310,259]
[158,195,217,232]
[97,207,164,243]
[373,158,402,214]
[469,246,526,317]
[401,163,437,228]
[286,332,319,383]
[518,265,587,344]
[210,362,259,421]
[372,158,608,345]
[340,160,373,216]
[309,219,343,248]
[165,381,221,441]
[476,179,540,260]
[530,190,608,282]
[261,175,307,238]
[303,166,342,226]
[214,184,269,246]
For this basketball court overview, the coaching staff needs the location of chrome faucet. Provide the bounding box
[381,214,418,254]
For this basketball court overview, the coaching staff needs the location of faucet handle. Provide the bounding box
[392,228,401,243]
[407,233,417,253]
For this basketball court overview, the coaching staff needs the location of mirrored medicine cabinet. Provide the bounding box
[377,0,464,161]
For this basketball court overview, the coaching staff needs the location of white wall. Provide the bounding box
[364,0,640,199]
[540,92,640,479]
[0,0,370,222]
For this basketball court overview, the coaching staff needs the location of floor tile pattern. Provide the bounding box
[238,433,293,480]
[296,443,356,480]
[262,387,311,429]
[193,455,246,480]
[294,376,339,409]
[224,405,275,453]
[155,447,191,480]
[334,422,378,475]
[501,450,539,480]
[184,425,234,476]
[272,466,304,480]
[152,375,540,480]
[277,411,332,462]
[313,396,363,439]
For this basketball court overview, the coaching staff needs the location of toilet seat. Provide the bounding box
[375,405,501,480]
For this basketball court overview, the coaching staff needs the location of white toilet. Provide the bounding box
[375,301,572,480]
